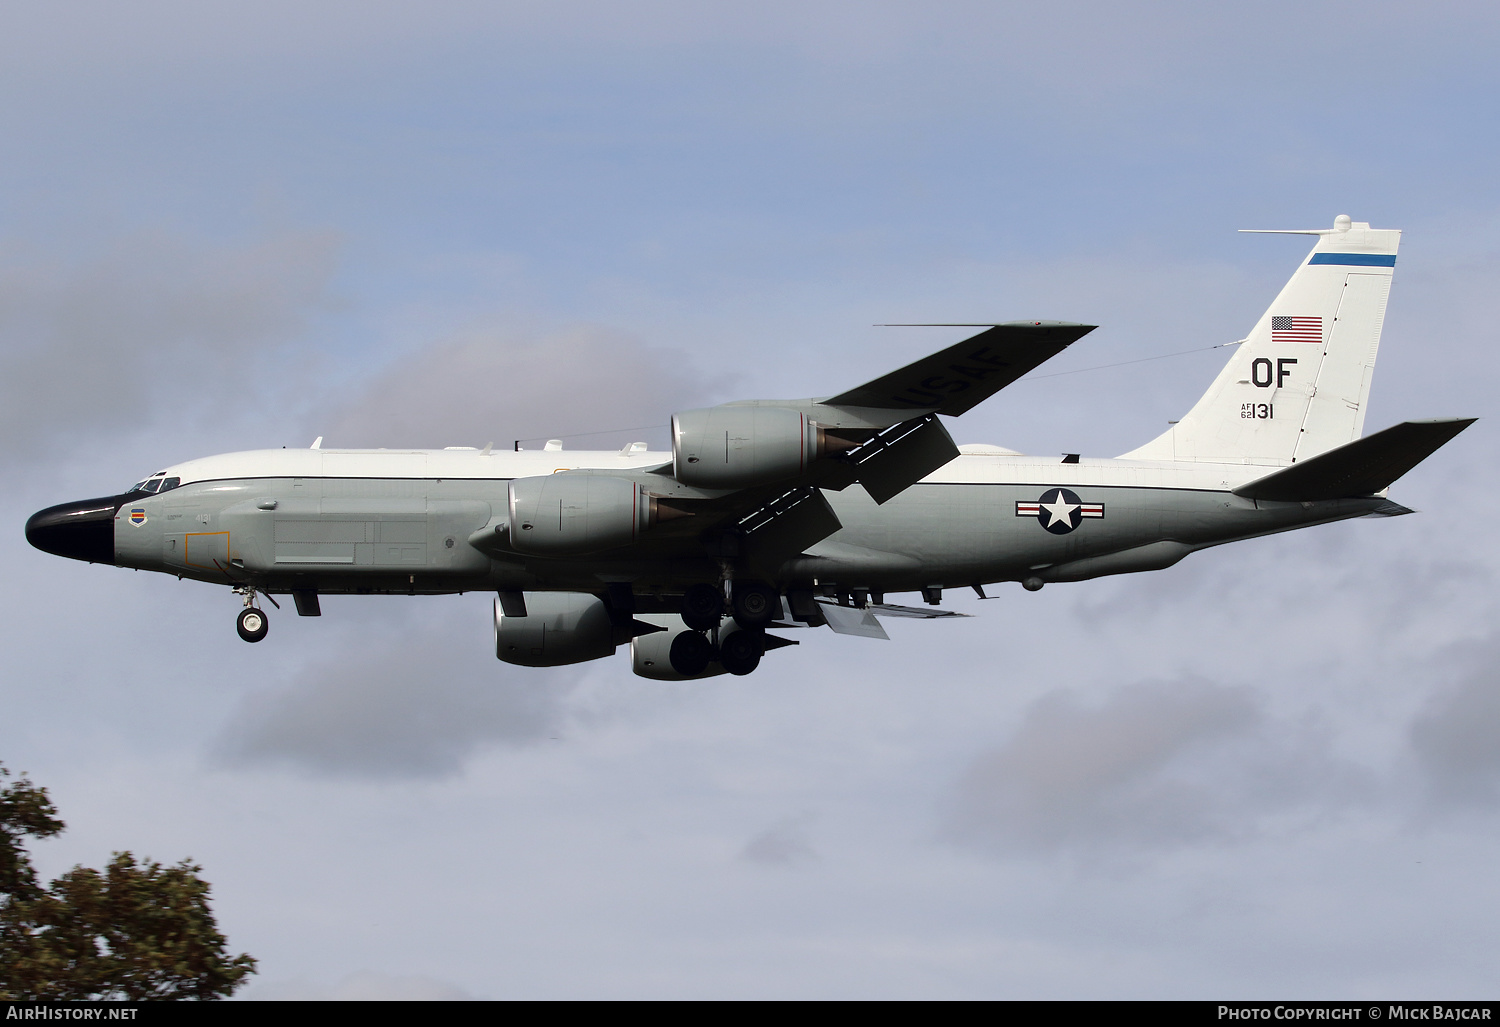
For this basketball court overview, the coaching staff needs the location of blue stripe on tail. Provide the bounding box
[1308,253,1397,267]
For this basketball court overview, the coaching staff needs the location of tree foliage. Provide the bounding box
[0,764,256,1000]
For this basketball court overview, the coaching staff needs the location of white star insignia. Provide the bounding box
[1040,490,1078,528]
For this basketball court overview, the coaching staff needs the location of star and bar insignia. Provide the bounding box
[1016,488,1104,535]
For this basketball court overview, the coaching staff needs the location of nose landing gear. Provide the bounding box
[232,586,278,643]
[236,607,269,643]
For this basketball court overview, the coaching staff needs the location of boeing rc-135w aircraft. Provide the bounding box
[26,217,1474,678]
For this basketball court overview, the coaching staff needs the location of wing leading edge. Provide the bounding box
[824,321,1096,416]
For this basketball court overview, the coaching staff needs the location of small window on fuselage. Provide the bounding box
[159,477,180,492]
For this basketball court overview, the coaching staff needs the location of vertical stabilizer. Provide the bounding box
[1122,216,1400,465]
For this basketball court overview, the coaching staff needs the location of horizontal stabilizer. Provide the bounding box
[1233,418,1476,502]
[826,322,1095,415]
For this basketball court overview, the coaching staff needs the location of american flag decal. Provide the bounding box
[1271,316,1323,344]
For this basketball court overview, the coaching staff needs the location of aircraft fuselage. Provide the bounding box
[47,446,1384,599]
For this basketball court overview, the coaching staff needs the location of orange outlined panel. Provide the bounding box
[185,531,230,571]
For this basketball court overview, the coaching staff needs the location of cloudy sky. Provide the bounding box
[3,0,1499,999]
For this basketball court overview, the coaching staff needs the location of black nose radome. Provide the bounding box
[25,496,126,564]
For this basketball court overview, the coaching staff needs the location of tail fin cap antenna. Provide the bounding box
[1240,214,1357,236]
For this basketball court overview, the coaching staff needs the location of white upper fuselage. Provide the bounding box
[153,444,1272,494]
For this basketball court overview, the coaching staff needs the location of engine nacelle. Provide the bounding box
[495,592,619,667]
[630,613,733,680]
[507,475,655,554]
[672,406,843,489]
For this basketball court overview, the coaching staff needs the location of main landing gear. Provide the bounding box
[680,582,724,631]
[670,580,780,676]
[668,623,766,676]
[232,586,278,643]
[718,629,765,675]
[680,580,779,631]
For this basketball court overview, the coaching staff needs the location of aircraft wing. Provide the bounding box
[824,321,1096,416]
[513,322,1093,571]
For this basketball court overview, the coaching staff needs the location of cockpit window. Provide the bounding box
[127,473,178,494]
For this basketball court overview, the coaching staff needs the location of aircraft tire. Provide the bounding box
[719,629,764,676]
[731,582,778,628]
[236,607,269,643]
[668,630,714,676]
[680,583,724,631]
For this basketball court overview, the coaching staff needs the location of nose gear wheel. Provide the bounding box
[236,607,268,643]
[232,585,277,643]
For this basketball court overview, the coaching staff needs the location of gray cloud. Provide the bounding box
[217,618,578,779]
[4,3,1495,109]
[320,324,723,451]
[0,229,340,459]
[740,814,818,867]
[1410,645,1500,804]
[942,678,1360,857]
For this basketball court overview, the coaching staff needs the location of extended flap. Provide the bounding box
[817,601,889,639]
[849,415,960,504]
[741,486,843,565]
